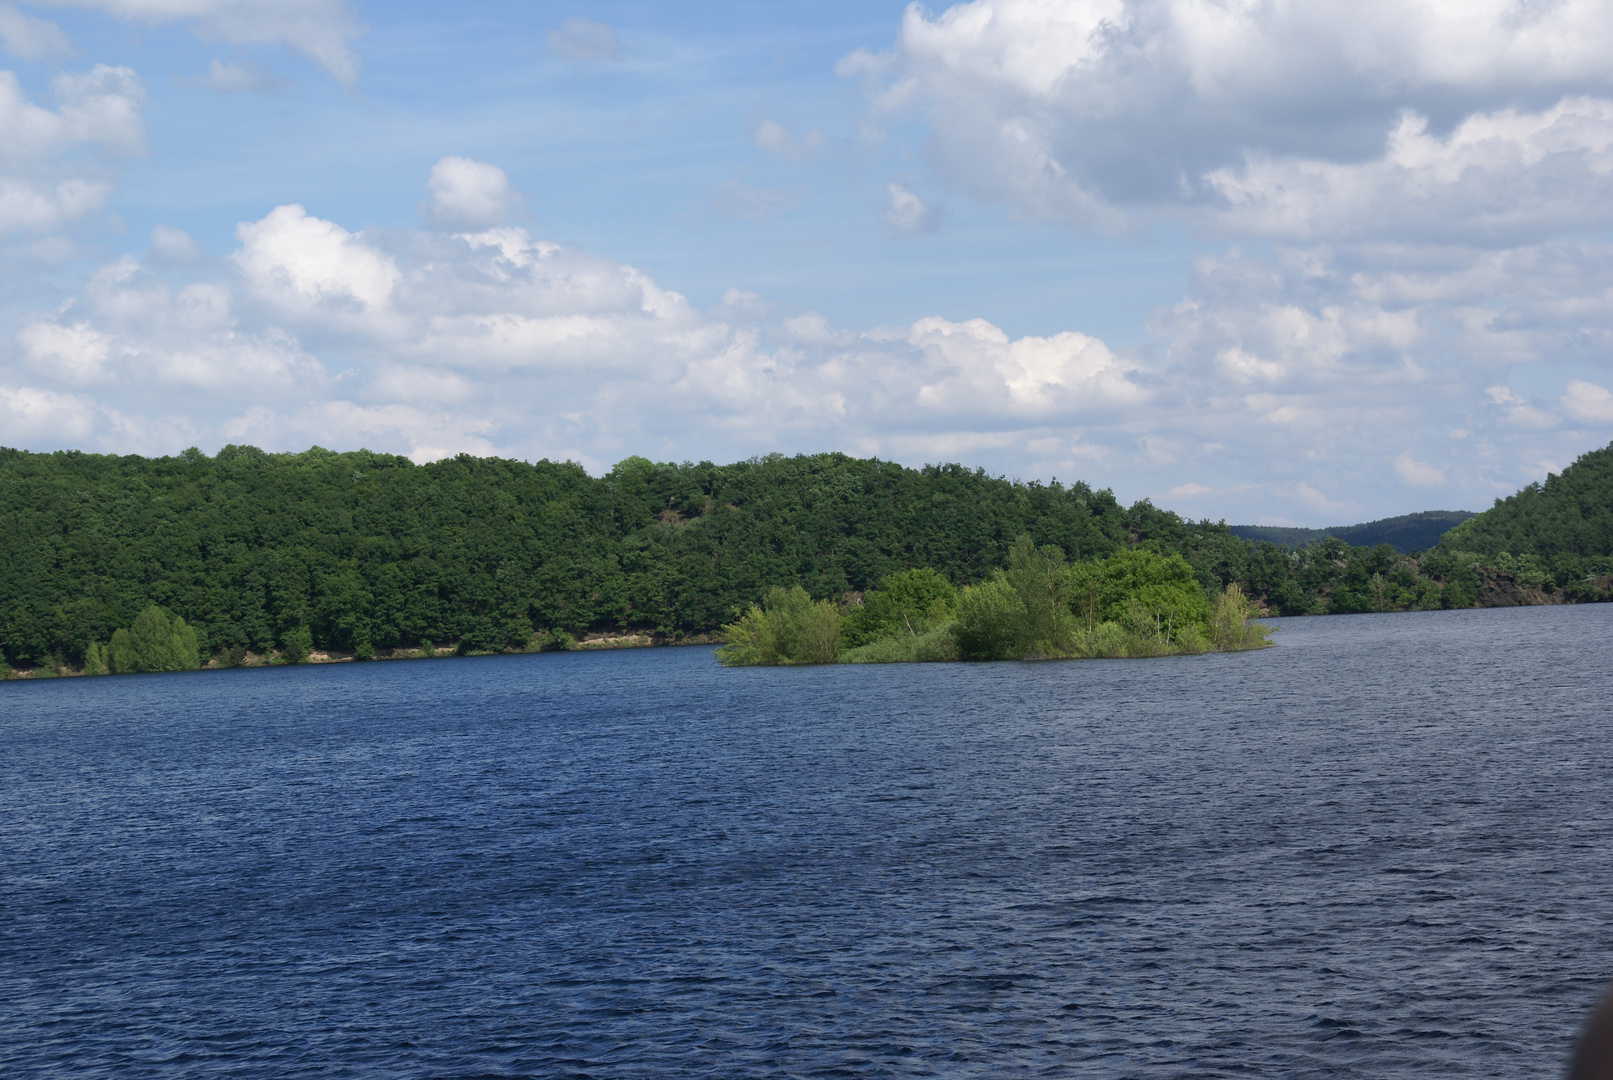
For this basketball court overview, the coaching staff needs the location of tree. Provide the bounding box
[841,568,957,648]
[108,606,200,674]
[715,586,840,666]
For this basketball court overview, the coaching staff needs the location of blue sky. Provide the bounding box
[4,0,1613,524]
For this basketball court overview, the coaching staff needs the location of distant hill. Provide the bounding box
[1230,511,1477,554]
[1438,441,1613,558]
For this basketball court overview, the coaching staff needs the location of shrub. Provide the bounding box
[841,625,959,664]
[540,629,575,651]
[841,568,957,648]
[716,586,841,666]
[952,577,1026,660]
[1209,583,1274,651]
[109,606,201,674]
[83,641,110,675]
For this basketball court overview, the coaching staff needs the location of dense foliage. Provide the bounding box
[1437,441,1613,565]
[717,537,1272,665]
[2,440,1610,672]
[1230,511,1475,554]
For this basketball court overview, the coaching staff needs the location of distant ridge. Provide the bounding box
[1229,510,1477,555]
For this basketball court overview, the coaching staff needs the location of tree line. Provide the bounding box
[1,440,1609,673]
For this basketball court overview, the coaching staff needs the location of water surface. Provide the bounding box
[4,605,1612,1077]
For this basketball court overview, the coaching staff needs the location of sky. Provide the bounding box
[2,1,1613,525]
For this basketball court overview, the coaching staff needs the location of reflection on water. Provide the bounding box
[3,604,1612,1077]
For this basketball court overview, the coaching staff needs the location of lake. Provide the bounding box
[3,604,1612,1077]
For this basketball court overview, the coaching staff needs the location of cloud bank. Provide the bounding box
[3,155,1610,523]
[4,2,1613,526]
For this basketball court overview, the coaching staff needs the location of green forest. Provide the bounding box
[2,439,1611,675]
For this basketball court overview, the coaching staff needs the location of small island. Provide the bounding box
[717,536,1271,665]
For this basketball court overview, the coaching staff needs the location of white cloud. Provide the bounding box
[422,155,514,230]
[149,222,199,263]
[0,384,98,442]
[546,17,620,63]
[883,182,938,234]
[17,320,110,384]
[1207,98,1613,245]
[0,5,71,60]
[1394,454,1445,487]
[233,203,398,314]
[1563,379,1613,424]
[857,0,1613,240]
[6,159,1613,522]
[45,0,361,83]
[0,64,143,238]
[198,58,281,93]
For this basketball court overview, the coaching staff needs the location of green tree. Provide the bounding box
[716,586,841,666]
[280,625,313,664]
[952,577,1026,661]
[841,568,958,648]
[109,606,200,673]
[1078,549,1211,645]
[83,641,109,675]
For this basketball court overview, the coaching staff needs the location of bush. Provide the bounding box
[841,569,957,648]
[716,586,841,665]
[109,606,201,674]
[841,625,959,664]
[1075,549,1211,636]
[1209,584,1274,651]
[952,577,1026,660]
[83,641,110,675]
[539,629,575,651]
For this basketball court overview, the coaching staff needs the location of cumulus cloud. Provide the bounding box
[1,184,1162,468]
[1563,379,1613,425]
[148,222,199,263]
[0,5,72,60]
[857,0,1613,240]
[45,0,361,84]
[422,155,515,230]
[546,17,620,63]
[883,182,938,234]
[233,203,398,314]
[0,64,144,238]
[6,143,1613,520]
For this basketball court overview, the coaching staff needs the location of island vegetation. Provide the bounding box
[1,439,1610,677]
[715,538,1272,665]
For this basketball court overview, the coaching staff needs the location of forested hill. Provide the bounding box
[4,443,1611,672]
[1231,511,1475,554]
[0,446,1259,667]
[1438,441,1613,559]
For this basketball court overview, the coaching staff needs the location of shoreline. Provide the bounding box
[2,631,722,680]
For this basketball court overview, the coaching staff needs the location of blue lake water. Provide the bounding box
[4,604,1613,1077]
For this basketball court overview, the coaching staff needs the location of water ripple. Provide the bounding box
[3,604,1612,1076]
